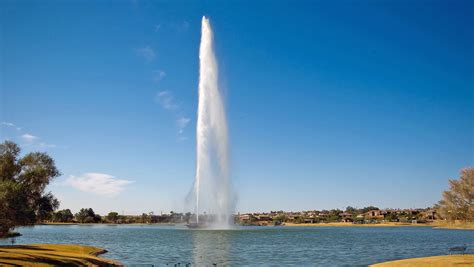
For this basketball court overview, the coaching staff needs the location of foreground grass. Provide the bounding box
[0,244,121,266]
[371,254,474,266]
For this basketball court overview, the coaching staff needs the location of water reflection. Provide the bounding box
[192,230,232,266]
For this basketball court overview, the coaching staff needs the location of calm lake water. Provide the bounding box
[1,225,473,266]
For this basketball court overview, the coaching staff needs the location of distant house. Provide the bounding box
[317,212,329,218]
[339,212,353,222]
[421,210,436,221]
[364,210,384,219]
[286,215,296,222]
[339,212,352,218]
[257,215,271,221]
[291,213,311,223]
[239,214,251,223]
[256,215,272,225]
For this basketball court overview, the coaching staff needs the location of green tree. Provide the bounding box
[75,208,90,223]
[53,209,74,222]
[435,167,474,222]
[327,209,342,222]
[0,141,60,237]
[360,206,379,214]
[384,212,398,222]
[294,216,305,224]
[107,212,119,223]
[93,214,102,223]
[273,213,286,223]
[75,208,101,223]
[36,193,60,222]
[140,213,150,223]
[345,206,357,214]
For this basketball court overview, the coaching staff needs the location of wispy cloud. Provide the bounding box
[177,117,190,134]
[1,122,21,131]
[38,142,57,148]
[154,24,161,32]
[154,91,191,140]
[2,122,57,148]
[155,91,179,110]
[178,136,188,141]
[2,122,15,127]
[135,46,156,62]
[152,70,166,82]
[66,173,133,197]
[21,133,38,142]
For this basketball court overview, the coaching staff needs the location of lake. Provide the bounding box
[1,225,473,266]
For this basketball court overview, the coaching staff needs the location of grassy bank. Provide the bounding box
[431,221,474,230]
[371,254,474,266]
[0,244,121,266]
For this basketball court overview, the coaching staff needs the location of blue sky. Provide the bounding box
[1,0,472,215]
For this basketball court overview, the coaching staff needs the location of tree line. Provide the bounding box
[51,209,192,224]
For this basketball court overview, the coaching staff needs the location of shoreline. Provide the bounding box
[40,222,176,226]
[284,222,474,230]
[40,222,430,228]
[282,222,432,228]
[37,221,474,230]
[276,221,474,230]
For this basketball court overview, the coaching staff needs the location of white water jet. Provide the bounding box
[193,16,233,228]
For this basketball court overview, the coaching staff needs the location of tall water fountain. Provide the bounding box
[192,16,233,228]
